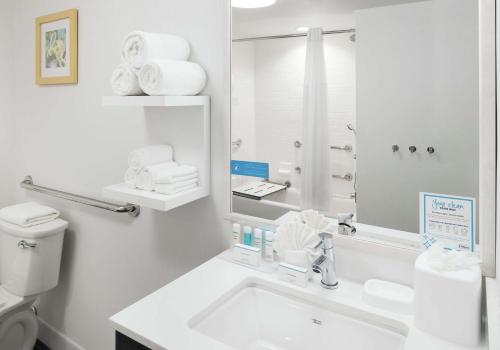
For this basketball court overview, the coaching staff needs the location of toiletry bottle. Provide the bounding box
[243,225,253,246]
[264,230,274,262]
[232,223,241,246]
[253,228,263,251]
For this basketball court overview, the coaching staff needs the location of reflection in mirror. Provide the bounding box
[230,0,479,234]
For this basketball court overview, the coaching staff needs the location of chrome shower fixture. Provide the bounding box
[346,123,356,135]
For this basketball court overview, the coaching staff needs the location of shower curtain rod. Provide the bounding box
[232,29,355,42]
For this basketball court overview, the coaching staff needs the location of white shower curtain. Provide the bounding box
[300,27,331,213]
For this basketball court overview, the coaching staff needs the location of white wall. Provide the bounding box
[8,1,230,349]
[0,0,15,208]
[231,41,256,162]
[356,0,479,232]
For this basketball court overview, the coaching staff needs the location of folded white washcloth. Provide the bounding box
[155,181,198,195]
[128,145,174,170]
[121,31,190,72]
[110,63,144,96]
[156,164,197,183]
[136,162,180,191]
[138,59,207,96]
[124,168,139,188]
[0,202,60,227]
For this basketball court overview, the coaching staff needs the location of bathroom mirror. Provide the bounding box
[230,0,491,238]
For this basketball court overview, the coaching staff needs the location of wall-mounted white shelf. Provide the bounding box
[102,95,209,107]
[102,184,208,211]
[101,95,210,212]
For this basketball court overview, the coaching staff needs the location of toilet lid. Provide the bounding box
[0,218,68,239]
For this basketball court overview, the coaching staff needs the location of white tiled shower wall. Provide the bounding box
[231,33,356,214]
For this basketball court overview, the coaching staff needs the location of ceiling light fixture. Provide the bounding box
[232,0,277,9]
[296,27,310,33]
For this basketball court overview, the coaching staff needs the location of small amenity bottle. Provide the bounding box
[243,225,253,246]
[264,230,274,262]
[232,223,241,246]
[253,228,263,251]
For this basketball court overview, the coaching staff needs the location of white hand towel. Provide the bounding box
[155,181,198,195]
[0,202,60,227]
[136,162,180,191]
[124,168,139,188]
[156,165,197,183]
[128,145,174,170]
[138,60,207,96]
[122,31,190,72]
[110,63,144,96]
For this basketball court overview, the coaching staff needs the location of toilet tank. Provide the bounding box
[0,218,68,297]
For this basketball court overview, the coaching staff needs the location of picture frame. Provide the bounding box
[35,9,78,85]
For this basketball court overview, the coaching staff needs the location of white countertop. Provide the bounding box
[110,252,488,350]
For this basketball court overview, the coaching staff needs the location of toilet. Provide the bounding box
[0,216,67,350]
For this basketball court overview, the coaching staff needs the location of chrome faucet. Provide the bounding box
[337,213,356,236]
[312,232,339,289]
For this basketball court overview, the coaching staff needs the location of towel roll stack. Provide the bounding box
[110,31,206,96]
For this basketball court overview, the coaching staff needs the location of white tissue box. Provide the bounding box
[414,250,482,347]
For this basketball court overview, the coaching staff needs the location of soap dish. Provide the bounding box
[362,279,414,315]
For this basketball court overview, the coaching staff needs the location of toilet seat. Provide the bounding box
[0,286,38,350]
[0,286,35,319]
[0,309,38,350]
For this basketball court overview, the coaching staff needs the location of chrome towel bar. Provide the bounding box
[20,176,140,217]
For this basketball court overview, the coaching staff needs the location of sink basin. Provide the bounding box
[190,279,408,350]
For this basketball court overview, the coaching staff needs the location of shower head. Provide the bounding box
[347,123,356,135]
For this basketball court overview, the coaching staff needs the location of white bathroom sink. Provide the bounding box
[190,279,408,350]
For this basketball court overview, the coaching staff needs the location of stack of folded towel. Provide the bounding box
[125,144,199,195]
[0,202,60,227]
[110,31,207,96]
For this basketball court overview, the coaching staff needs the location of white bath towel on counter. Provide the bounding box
[122,31,190,72]
[155,180,198,195]
[138,60,207,96]
[124,168,139,188]
[128,145,174,170]
[110,63,143,96]
[136,162,180,191]
[0,202,60,227]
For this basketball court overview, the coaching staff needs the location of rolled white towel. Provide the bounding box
[155,180,198,195]
[110,63,144,96]
[0,202,60,227]
[121,31,190,72]
[136,162,180,191]
[128,145,174,170]
[138,60,207,96]
[124,168,139,188]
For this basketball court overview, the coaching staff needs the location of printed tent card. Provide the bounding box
[419,192,476,252]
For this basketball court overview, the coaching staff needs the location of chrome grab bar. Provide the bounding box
[331,173,353,181]
[330,144,352,152]
[20,176,140,217]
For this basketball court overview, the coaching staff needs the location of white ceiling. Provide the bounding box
[232,0,427,37]
[233,0,426,22]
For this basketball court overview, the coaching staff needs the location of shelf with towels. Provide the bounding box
[101,95,210,212]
